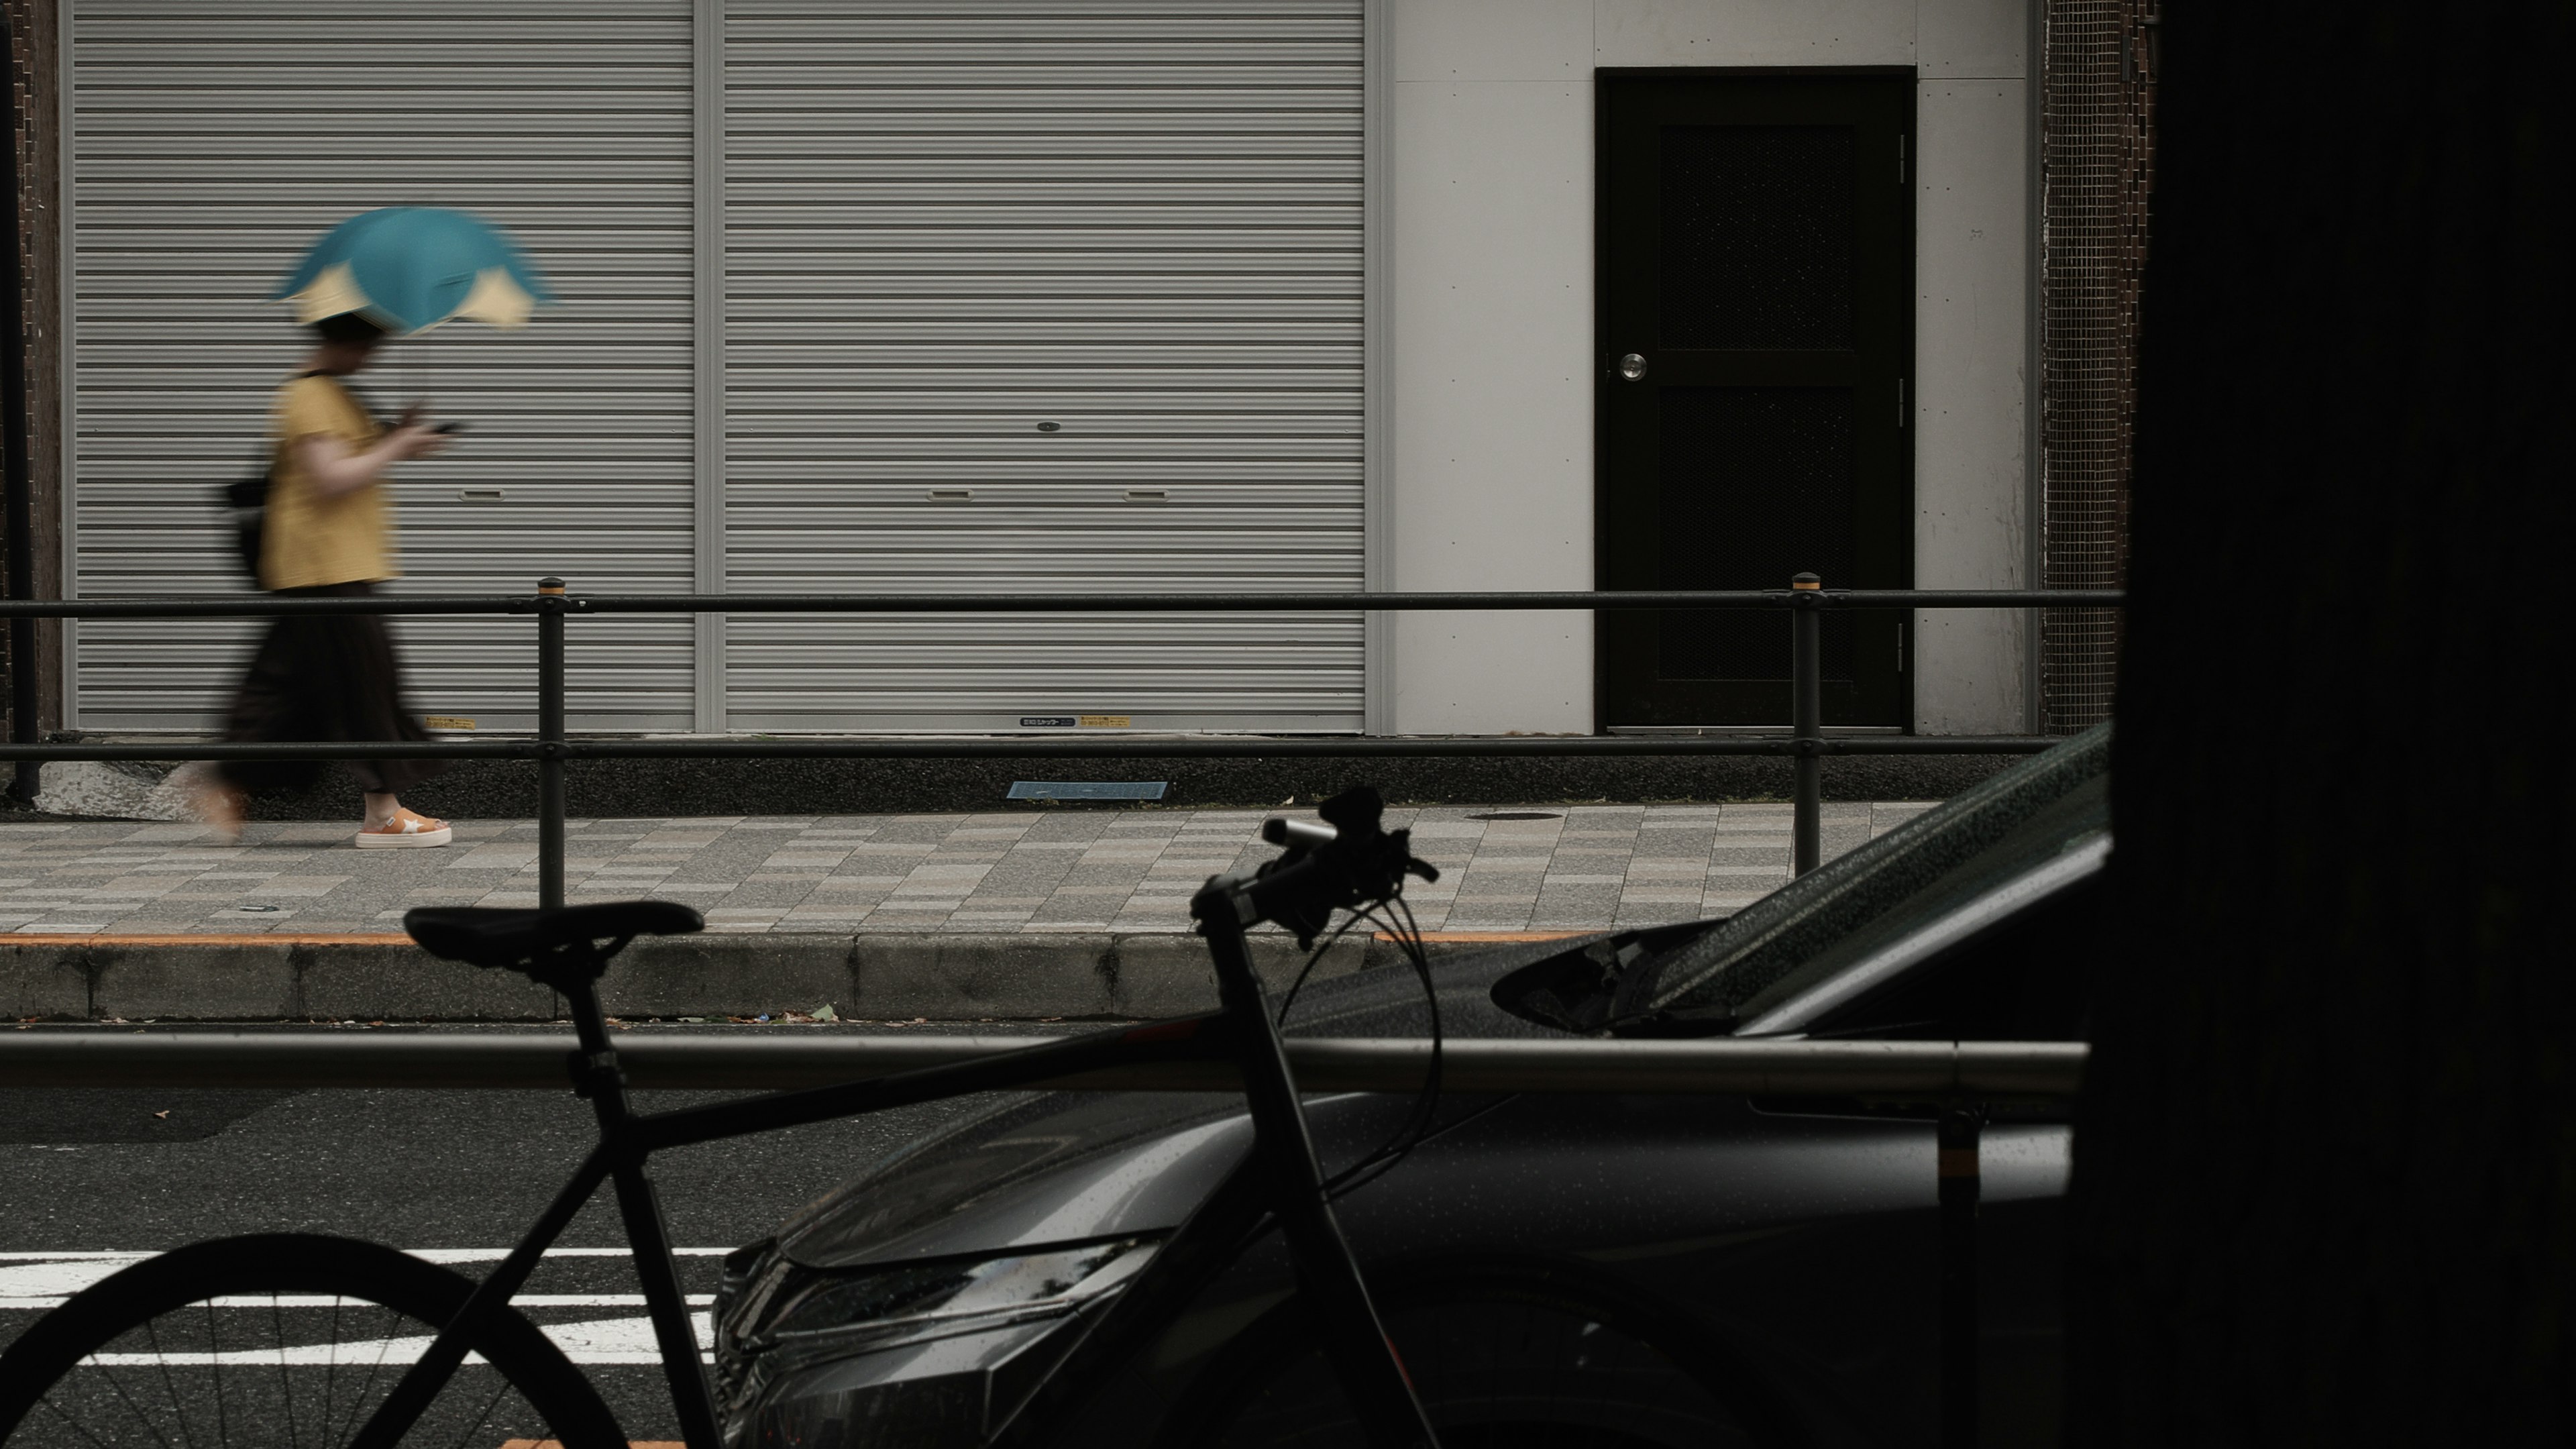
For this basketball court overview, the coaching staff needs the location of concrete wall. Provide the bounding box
[1384,0,2031,735]
[1912,3,2031,735]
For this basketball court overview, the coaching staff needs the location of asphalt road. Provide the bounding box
[0,1024,1063,1442]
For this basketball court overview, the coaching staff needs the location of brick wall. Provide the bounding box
[2039,0,2156,732]
[6,0,60,742]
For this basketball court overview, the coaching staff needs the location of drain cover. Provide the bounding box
[1008,781,1169,802]
[1466,810,1562,821]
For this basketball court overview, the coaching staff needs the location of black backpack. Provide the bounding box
[221,371,373,581]
[221,462,271,579]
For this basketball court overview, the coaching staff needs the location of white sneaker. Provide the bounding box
[356,810,453,849]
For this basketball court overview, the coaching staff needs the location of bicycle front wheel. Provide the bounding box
[0,1233,626,1449]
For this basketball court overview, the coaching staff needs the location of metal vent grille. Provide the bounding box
[1655,386,1856,682]
[62,0,700,731]
[720,1,1365,733]
[2039,0,2156,731]
[1660,125,1855,351]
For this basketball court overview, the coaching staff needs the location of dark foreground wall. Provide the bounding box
[2068,0,2576,1442]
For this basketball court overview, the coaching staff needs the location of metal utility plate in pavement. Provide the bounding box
[1006,781,1170,801]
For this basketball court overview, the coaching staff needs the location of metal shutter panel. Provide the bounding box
[722,1,1365,732]
[66,0,697,732]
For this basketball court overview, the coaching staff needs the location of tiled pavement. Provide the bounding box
[0,803,1934,937]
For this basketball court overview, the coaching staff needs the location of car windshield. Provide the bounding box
[1725,769,2107,1034]
[1638,722,2111,1024]
[1491,723,2112,1034]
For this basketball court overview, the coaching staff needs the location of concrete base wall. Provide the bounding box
[13,748,2022,821]
[2,931,1382,1024]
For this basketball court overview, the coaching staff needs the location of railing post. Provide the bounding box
[537,577,568,910]
[1790,572,1823,875]
[1938,1104,1985,1449]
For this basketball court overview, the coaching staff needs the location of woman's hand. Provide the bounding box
[384,422,451,462]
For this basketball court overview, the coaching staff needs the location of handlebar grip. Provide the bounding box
[1261,818,1338,850]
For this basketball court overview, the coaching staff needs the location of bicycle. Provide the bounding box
[0,788,1450,1449]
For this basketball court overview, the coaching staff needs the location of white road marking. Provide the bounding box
[84,1313,716,1366]
[401,1248,734,1263]
[0,1248,733,1298]
[0,1249,738,1364]
[0,1248,734,1260]
[3,1294,714,1311]
[0,1256,152,1298]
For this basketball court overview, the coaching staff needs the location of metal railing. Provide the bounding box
[0,1028,2082,1097]
[1,577,2123,898]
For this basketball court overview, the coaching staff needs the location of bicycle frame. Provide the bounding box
[352,872,1441,1449]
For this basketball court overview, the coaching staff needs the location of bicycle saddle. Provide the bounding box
[403,900,704,971]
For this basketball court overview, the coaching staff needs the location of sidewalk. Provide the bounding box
[2,802,1927,938]
[0,803,1930,1023]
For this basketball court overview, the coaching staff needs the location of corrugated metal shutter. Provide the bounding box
[66,0,697,732]
[722,1,1366,732]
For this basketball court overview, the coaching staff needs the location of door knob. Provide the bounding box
[1617,353,1648,381]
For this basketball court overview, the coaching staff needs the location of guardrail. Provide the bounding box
[1,579,2123,893]
[0,1029,2083,1097]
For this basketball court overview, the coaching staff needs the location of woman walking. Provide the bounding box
[189,311,455,846]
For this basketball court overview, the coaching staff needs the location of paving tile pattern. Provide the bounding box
[0,804,1933,936]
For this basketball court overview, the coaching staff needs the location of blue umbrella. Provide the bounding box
[272,207,555,335]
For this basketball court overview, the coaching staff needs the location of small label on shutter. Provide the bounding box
[1020,716,1077,728]
[1078,715,1132,729]
[424,716,477,731]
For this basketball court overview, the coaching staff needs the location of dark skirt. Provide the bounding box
[218,580,445,797]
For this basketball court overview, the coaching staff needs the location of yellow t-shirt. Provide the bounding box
[260,374,398,590]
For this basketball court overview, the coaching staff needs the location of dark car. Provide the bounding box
[712,726,2111,1448]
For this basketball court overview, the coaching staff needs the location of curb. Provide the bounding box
[0,931,1568,1024]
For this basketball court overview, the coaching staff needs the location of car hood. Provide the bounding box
[774,936,1593,1269]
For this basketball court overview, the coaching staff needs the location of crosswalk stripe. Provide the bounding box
[1,1250,735,1309]
[4,1293,714,1311]
[80,1311,716,1366]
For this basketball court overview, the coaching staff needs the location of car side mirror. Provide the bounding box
[1489,920,1725,1035]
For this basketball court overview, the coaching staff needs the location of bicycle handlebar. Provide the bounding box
[1183,786,1446,1449]
[1261,816,1340,851]
[1226,788,1440,949]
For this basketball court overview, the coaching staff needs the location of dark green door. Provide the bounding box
[1596,71,1914,728]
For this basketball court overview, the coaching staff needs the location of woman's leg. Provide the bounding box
[327,586,450,845]
[193,610,327,839]
[178,764,247,842]
[326,588,443,797]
